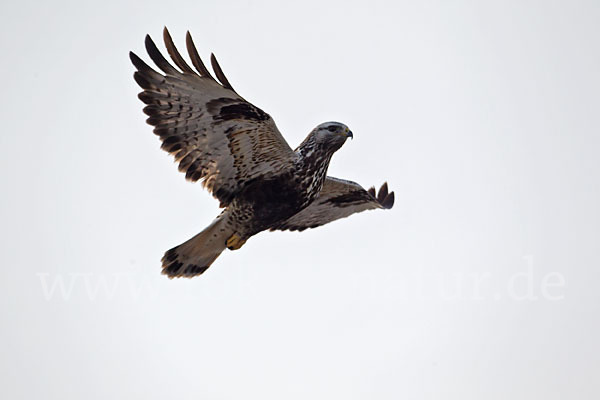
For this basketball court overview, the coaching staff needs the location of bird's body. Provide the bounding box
[223,127,345,239]
[131,28,394,278]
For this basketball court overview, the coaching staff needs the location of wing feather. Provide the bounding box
[185,31,216,80]
[210,53,236,92]
[145,34,180,75]
[272,177,394,232]
[131,28,296,207]
[162,27,196,75]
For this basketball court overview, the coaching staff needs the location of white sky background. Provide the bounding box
[1,0,599,398]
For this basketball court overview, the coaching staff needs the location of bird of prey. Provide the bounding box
[130,28,394,278]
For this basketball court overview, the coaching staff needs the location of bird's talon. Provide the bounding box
[226,234,246,250]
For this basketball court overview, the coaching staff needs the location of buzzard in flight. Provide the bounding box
[131,28,394,278]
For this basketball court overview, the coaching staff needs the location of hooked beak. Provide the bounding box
[346,129,353,140]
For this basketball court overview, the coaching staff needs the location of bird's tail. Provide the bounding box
[161,212,234,278]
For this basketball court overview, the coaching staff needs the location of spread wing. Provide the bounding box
[272,177,394,232]
[130,28,296,207]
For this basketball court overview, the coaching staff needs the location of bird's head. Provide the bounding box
[310,121,353,153]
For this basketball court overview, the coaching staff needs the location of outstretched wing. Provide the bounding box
[272,177,394,232]
[130,27,297,207]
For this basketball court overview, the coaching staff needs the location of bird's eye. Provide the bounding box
[327,126,337,132]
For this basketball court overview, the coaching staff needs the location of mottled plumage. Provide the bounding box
[131,28,394,278]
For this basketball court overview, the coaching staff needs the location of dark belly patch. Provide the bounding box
[236,174,308,232]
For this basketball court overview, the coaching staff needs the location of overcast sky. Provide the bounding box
[1,0,599,399]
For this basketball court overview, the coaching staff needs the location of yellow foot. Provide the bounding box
[226,234,246,250]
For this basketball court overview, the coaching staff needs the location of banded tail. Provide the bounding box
[161,212,234,278]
